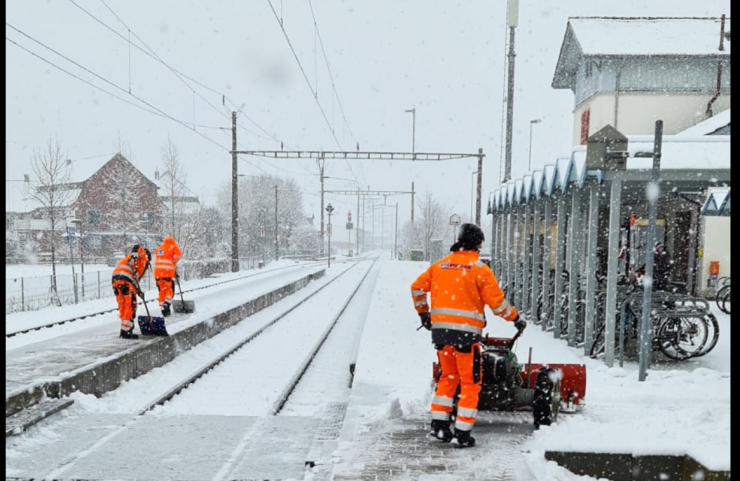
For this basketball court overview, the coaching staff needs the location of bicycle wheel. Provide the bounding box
[720,289,731,315]
[691,312,720,357]
[589,322,606,358]
[716,284,731,313]
[656,317,706,361]
[589,313,625,359]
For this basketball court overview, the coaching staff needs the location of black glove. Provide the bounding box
[136,287,145,298]
[513,314,527,332]
[175,271,180,280]
[419,312,432,331]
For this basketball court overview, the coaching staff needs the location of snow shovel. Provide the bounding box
[172,272,195,314]
[134,278,169,336]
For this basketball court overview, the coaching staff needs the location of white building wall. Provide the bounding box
[572,93,731,145]
[697,216,731,297]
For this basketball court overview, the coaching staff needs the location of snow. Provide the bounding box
[676,109,731,137]
[569,17,731,56]
[5,258,731,479]
[532,170,544,198]
[626,136,730,170]
[341,260,732,476]
[543,164,558,196]
[557,157,572,189]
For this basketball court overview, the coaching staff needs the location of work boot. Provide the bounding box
[430,420,454,442]
[450,429,476,448]
[161,302,171,317]
[120,329,139,340]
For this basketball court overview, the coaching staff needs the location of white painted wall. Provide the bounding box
[572,93,731,144]
[697,214,731,297]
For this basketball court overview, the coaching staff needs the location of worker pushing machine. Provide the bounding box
[411,223,525,448]
[153,236,182,317]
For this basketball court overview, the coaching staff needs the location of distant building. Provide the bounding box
[552,16,731,144]
[7,153,199,260]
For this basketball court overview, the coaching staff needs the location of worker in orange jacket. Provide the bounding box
[411,223,525,448]
[153,236,182,317]
[111,244,151,339]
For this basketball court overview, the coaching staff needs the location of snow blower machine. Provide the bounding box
[432,328,586,428]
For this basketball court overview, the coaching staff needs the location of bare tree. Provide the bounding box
[160,137,188,239]
[22,137,73,304]
[102,154,148,252]
[216,174,313,261]
[412,192,449,261]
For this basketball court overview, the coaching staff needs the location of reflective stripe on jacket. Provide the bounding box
[112,252,148,285]
[153,237,182,279]
[410,250,518,337]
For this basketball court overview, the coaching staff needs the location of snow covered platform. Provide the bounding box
[310,260,732,480]
[5,268,324,418]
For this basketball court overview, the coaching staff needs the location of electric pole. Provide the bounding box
[411,181,415,224]
[318,154,325,257]
[231,111,239,272]
[476,148,483,225]
[503,0,519,183]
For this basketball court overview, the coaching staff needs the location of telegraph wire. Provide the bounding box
[306,0,361,185]
[6,28,229,152]
[266,0,343,151]
[67,0,286,146]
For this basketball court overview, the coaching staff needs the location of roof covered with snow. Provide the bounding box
[488,135,731,211]
[676,109,731,137]
[553,16,731,89]
[569,17,731,56]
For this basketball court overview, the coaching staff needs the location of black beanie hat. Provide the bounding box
[450,223,485,252]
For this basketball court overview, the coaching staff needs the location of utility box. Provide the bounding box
[586,124,629,171]
[429,238,445,264]
[410,249,424,261]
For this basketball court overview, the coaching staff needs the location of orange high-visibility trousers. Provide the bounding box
[112,279,137,331]
[156,277,175,307]
[430,343,482,433]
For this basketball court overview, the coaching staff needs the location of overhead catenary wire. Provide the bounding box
[66,0,285,145]
[266,0,343,151]
[306,0,361,186]
[6,26,229,152]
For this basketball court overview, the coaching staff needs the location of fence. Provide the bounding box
[5,257,264,314]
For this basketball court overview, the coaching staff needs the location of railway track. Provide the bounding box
[11,256,379,481]
[6,260,333,338]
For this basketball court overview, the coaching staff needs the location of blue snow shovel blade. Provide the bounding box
[137,315,169,336]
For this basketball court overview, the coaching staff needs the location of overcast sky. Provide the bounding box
[6,0,729,229]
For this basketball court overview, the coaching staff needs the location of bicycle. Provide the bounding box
[590,280,719,361]
[715,276,730,315]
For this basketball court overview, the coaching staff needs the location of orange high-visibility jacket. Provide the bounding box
[112,247,149,285]
[153,237,182,279]
[411,250,518,337]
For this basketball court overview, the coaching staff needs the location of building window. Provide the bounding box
[86,235,102,249]
[584,61,593,78]
[87,209,101,226]
[142,211,155,227]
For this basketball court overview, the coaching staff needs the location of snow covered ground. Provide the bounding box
[328,259,731,480]
[5,256,730,480]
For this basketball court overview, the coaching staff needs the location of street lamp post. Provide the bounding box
[470,171,478,222]
[528,118,542,172]
[70,218,84,300]
[326,203,334,268]
[405,108,416,154]
[394,202,399,259]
